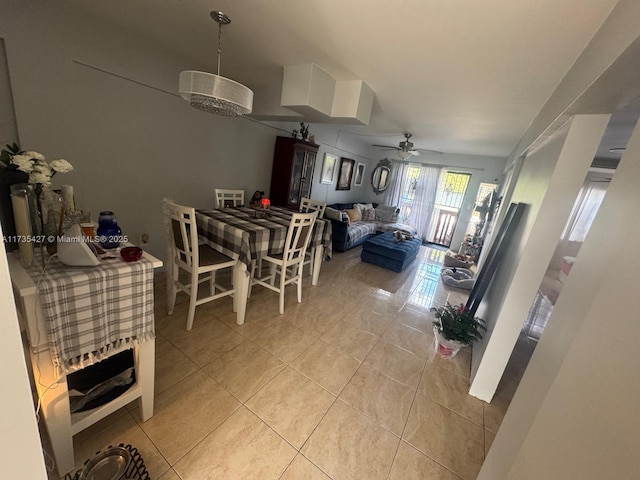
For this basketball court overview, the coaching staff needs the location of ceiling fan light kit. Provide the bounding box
[373,133,441,158]
[179,11,253,116]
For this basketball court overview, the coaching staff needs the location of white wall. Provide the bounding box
[476,0,640,476]
[479,109,640,480]
[0,232,48,479]
[470,115,609,402]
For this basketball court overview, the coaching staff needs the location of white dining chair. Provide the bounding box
[300,197,326,277]
[251,211,318,314]
[215,189,245,208]
[164,200,237,330]
[300,197,327,217]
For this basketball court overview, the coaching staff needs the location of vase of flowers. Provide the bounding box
[431,302,486,358]
[0,143,73,251]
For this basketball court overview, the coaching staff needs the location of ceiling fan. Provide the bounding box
[373,133,442,159]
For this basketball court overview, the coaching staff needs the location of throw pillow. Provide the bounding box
[374,205,397,222]
[355,203,374,215]
[361,206,376,221]
[324,207,342,221]
[345,208,361,223]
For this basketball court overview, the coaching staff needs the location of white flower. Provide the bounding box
[23,151,45,161]
[29,171,52,186]
[10,154,34,173]
[32,160,52,175]
[49,159,73,173]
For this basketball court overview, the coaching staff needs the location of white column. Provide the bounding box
[469,114,610,401]
[479,105,640,480]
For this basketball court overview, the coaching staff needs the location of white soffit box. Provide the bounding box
[281,63,374,125]
[332,80,374,125]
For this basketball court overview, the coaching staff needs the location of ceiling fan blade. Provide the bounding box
[416,148,444,155]
[372,144,400,150]
[409,150,420,156]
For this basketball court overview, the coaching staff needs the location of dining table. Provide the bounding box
[196,205,332,325]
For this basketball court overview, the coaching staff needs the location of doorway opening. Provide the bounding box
[427,171,471,247]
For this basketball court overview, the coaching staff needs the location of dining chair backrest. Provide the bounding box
[300,197,327,217]
[283,211,318,265]
[215,189,244,208]
[165,200,199,269]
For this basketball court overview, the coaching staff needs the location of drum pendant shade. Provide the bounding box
[179,11,253,116]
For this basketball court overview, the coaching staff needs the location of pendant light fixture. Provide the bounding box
[179,11,253,116]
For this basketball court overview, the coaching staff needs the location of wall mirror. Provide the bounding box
[371,159,392,195]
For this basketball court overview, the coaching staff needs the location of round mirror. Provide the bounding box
[371,159,392,195]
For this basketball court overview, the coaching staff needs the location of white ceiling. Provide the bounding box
[67,0,623,158]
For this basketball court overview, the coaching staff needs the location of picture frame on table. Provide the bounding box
[320,153,338,184]
[353,162,366,187]
[336,157,355,190]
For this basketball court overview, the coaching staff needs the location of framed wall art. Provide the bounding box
[336,157,355,190]
[354,162,366,187]
[320,153,338,184]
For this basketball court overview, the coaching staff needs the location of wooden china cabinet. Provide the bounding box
[269,136,319,209]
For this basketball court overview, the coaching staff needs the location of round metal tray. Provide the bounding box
[78,446,131,480]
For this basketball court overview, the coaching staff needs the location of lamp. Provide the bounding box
[179,11,253,116]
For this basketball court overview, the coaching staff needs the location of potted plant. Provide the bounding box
[431,302,486,358]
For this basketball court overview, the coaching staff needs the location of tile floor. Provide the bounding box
[43,245,531,480]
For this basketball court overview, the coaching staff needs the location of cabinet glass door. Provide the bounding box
[301,152,316,199]
[288,150,306,204]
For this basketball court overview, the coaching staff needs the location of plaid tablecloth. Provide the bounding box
[26,251,155,376]
[196,206,332,272]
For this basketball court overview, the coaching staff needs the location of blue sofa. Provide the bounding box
[325,202,416,252]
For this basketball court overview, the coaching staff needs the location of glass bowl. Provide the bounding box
[120,246,143,262]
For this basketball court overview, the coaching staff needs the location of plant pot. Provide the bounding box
[433,328,465,359]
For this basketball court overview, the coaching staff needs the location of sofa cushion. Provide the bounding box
[330,203,355,211]
[348,222,377,243]
[345,208,361,223]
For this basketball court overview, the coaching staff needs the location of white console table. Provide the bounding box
[8,250,162,476]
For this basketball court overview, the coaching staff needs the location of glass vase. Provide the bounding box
[39,186,64,238]
[97,211,122,249]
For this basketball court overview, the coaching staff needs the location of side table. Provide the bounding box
[8,250,162,476]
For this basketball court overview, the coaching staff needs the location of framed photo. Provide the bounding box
[354,162,366,187]
[336,157,355,190]
[320,153,338,184]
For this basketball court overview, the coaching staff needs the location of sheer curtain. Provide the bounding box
[408,165,440,241]
[562,180,608,242]
[383,161,407,207]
